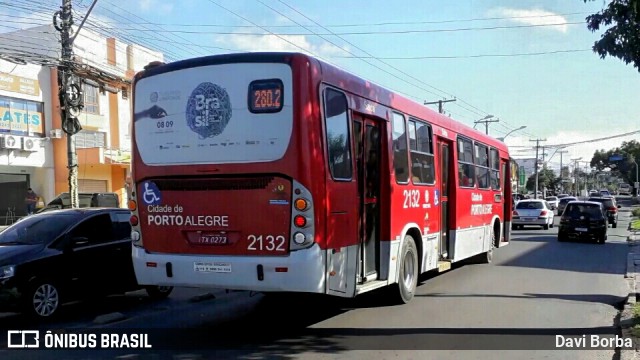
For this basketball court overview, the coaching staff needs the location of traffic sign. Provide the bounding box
[609,154,624,161]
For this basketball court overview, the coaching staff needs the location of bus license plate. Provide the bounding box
[194,262,231,273]
[575,228,587,232]
[187,233,229,245]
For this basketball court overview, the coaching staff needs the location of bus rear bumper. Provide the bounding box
[132,244,326,294]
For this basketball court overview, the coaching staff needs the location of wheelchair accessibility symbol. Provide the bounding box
[142,181,161,205]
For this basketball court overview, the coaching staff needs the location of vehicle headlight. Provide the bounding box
[0,265,15,280]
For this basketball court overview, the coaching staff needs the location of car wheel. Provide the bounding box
[543,224,549,230]
[394,235,418,304]
[597,236,606,244]
[24,281,61,318]
[612,222,617,229]
[145,285,174,300]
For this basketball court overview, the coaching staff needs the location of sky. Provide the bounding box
[1,0,639,174]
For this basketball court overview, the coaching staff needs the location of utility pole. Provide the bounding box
[475,117,500,135]
[424,98,456,114]
[54,0,97,208]
[530,138,547,199]
[571,157,582,197]
[558,149,569,193]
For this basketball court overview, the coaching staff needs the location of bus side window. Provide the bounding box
[324,89,352,180]
[392,112,410,183]
[458,138,475,187]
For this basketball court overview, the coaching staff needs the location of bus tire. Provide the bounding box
[396,236,418,304]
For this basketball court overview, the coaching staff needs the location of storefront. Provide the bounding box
[0,65,54,224]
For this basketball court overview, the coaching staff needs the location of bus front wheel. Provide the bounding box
[396,236,418,304]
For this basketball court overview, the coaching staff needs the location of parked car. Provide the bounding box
[587,196,621,228]
[557,196,578,215]
[511,199,555,230]
[545,196,559,210]
[0,208,172,318]
[36,192,120,214]
[558,201,608,244]
[557,194,570,199]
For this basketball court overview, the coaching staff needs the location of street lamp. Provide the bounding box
[632,158,639,196]
[497,125,527,142]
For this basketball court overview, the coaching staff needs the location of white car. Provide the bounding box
[545,196,559,210]
[512,199,555,230]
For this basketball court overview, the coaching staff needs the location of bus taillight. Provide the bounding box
[294,215,307,228]
[130,215,139,226]
[294,198,308,211]
[128,200,137,211]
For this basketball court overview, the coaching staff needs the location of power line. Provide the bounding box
[73,21,586,35]
[332,49,591,59]
[12,11,586,29]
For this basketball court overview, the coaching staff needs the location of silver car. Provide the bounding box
[512,199,555,230]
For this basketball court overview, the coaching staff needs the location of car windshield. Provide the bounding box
[560,198,577,204]
[565,204,602,218]
[516,201,544,210]
[0,213,78,245]
[546,197,558,201]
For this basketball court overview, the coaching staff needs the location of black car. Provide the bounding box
[587,196,621,228]
[36,192,119,214]
[0,208,172,318]
[557,201,608,244]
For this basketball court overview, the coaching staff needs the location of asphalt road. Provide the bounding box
[0,204,634,360]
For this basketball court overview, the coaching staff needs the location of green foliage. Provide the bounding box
[526,167,559,192]
[590,140,640,185]
[583,0,640,72]
[632,208,640,217]
[631,219,640,230]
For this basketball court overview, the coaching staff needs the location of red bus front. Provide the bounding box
[130,54,326,293]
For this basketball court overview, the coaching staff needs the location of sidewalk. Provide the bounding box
[620,205,640,360]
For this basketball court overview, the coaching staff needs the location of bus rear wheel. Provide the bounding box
[395,236,418,304]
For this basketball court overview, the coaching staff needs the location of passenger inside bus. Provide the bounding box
[459,165,474,187]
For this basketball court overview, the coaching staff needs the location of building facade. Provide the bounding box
[0,25,163,224]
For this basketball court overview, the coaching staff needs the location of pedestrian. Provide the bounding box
[25,188,38,215]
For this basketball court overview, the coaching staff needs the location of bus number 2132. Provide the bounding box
[247,234,287,251]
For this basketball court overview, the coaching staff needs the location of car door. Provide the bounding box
[110,211,138,290]
[64,213,119,295]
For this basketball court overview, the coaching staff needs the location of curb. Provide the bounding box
[622,232,640,359]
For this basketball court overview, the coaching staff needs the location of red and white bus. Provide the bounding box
[129,52,513,303]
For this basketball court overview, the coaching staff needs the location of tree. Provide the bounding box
[583,0,640,72]
[589,140,640,184]
[526,168,560,193]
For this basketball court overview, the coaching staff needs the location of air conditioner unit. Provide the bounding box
[22,137,40,152]
[0,135,23,149]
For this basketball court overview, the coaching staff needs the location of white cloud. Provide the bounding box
[138,0,172,14]
[139,0,152,11]
[215,32,349,58]
[488,7,569,33]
